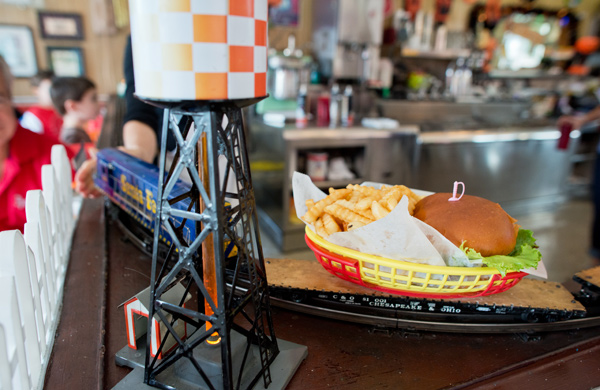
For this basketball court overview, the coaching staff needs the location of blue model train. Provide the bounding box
[95,148,236,257]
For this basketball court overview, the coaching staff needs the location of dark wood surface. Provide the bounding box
[45,198,600,389]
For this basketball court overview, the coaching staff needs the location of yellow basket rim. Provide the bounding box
[305,225,503,277]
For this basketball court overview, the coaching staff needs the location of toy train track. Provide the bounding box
[261,259,600,334]
[97,148,600,334]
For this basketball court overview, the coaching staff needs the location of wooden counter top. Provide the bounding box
[45,198,600,389]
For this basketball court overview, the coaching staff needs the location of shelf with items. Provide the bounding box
[401,48,471,60]
[294,146,366,186]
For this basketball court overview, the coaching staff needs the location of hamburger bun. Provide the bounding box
[413,193,519,257]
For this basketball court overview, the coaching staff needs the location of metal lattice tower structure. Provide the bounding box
[144,100,279,389]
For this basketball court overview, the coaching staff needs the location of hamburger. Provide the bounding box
[413,193,541,274]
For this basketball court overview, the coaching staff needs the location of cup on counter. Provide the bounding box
[317,94,330,127]
[558,122,573,150]
[307,152,329,181]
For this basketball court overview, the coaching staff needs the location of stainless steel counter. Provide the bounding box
[249,102,580,251]
[377,99,548,131]
[415,126,579,216]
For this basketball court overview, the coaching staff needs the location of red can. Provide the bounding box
[316,94,330,127]
[557,122,573,150]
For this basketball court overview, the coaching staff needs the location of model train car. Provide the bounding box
[95,148,237,258]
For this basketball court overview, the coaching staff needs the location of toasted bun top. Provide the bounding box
[413,193,519,257]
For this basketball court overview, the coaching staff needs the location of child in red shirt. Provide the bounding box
[0,57,73,232]
[20,70,63,140]
[0,125,67,232]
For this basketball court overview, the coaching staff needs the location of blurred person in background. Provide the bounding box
[0,56,73,232]
[20,70,63,139]
[50,76,98,145]
[558,105,600,263]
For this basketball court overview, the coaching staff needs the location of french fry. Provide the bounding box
[347,190,362,203]
[407,196,417,215]
[334,200,374,221]
[380,187,402,211]
[346,184,378,196]
[322,213,341,235]
[355,196,377,211]
[304,182,421,233]
[315,217,328,238]
[334,199,356,209]
[324,203,372,225]
[371,200,390,220]
[302,188,351,223]
[359,208,375,220]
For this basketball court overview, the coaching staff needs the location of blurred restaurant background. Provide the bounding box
[2,0,600,281]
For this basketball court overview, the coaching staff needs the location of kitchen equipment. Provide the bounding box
[267,35,312,101]
[312,0,384,81]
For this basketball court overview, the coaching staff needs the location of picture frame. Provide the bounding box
[0,24,38,78]
[38,11,84,40]
[47,46,85,77]
[269,0,299,27]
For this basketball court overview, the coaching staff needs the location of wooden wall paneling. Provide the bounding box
[0,0,129,97]
[89,0,118,36]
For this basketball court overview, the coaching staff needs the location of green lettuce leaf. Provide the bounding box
[459,229,542,276]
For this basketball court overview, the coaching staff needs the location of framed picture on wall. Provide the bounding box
[269,0,299,26]
[0,24,38,78]
[47,47,85,77]
[38,11,84,40]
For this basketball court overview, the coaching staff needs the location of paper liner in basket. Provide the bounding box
[292,172,473,268]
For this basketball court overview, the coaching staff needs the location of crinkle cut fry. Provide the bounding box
[371,200,390,220]
[347,190,363,203]
[324,203,372,225]
[346,184,379,196]
[334,199,375,220]
[322,213,341,235]
[302,188,352,223]
[355,195,379,210]
[315,217,328,238]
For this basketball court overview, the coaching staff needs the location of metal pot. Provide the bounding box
[267,36,312,100]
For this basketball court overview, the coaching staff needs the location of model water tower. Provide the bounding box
[115,1,307,389]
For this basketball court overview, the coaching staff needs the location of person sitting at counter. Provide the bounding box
[559,106,600,263]
[50,76,98,145]
[0,56,73,232]
[20,70,63,140]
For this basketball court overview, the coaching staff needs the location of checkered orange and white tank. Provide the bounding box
[129,0,268,101]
